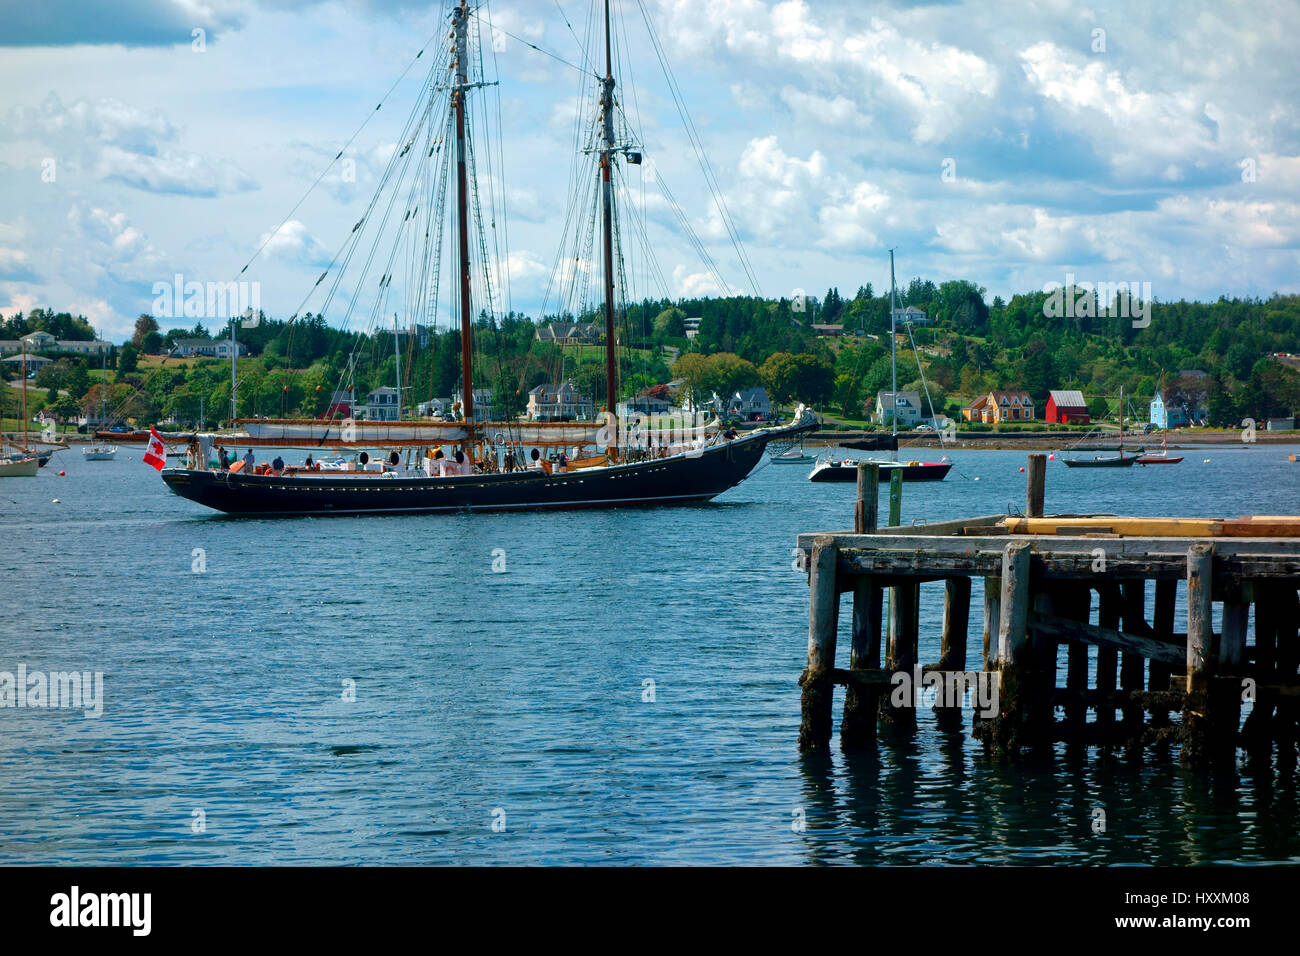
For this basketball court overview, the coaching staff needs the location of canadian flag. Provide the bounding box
[143,426,167,471]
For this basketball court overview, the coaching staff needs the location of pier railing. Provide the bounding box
[794,455,1300,767]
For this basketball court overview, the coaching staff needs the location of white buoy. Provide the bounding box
[52,498,60,504]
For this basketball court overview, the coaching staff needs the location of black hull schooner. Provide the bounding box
[161,422,811,516]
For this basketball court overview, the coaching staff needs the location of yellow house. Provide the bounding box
[962,390,1034,423]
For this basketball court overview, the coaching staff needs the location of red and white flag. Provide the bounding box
[143,426,167,471]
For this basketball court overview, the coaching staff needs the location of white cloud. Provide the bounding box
[3,93,256,196]
[257,220,330,266]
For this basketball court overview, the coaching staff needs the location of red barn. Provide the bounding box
[1045,389,1089,424]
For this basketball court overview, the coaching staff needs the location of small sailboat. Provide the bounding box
[1136,442,1183,466]
[769,441,814,464]
[808,456,951,482]
[1061,386,1142,468]
[810,250,951,483]
[83,444,118,461]
[0,455,39,477]
[3,340,64,468]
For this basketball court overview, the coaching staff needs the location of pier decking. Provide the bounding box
[794,456,1300,767]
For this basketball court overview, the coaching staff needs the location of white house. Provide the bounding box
[726,386,771,421]
[418,398,450,418]
[890,306,928,326]
[874,390,924,427]
[453,387,495,420]
[527,382,593,421]
[172,337,247,359]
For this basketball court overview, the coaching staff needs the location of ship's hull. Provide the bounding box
[808,459,952,482]
[1061,452,1142,468]
[0,456,39,477]
[160,426,804,516]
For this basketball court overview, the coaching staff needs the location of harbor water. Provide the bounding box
[2,444,1299,864]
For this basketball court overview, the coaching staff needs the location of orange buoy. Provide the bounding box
[1019,466,1025,472]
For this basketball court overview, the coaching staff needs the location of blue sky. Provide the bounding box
[1,0,1298,342]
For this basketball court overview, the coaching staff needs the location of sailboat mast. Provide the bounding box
[21,339,28,451]
[889,249,897,439]
[230,316,238,422]
[393,313,402,418]
[452,0,475,423]
[599,0,618,414]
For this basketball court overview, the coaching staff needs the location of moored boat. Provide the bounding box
[0,456,39,477]
[83,444,118,460]
[808,456,952,482]
[163,411,815,515]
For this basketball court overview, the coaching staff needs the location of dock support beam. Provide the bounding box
[936,577,971,730]
[987,541,1031,750]
[1182,543,1237,767]
[799,536,840,752]
[842,464,881,749]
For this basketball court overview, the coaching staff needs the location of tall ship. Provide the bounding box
[162,0,814,516]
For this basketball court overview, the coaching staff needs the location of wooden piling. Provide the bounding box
[991,541,1032,749]
[842,464,882,749]
[1096,584,1121,746]
[1181,542,1229,766]
[936,576,971,729]
[1026,454,1046,518]
[1120,582,1148,750]
[798,535,839,752]
[1148,579,1177,733]
[855,462,879,535]
[881,580,919,730]
[983,577,1001,668]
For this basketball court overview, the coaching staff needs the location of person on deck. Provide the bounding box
[217,446,229,470]
[304,454,314,470]
[454,449,470,475]
[272,454,285,474]
[242,449,255,471]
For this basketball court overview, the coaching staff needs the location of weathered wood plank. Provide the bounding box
[798,536,839,752]
[998,542,1032,665]
[1029,612,1185,665]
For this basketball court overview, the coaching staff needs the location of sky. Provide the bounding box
[1,0,1298,342]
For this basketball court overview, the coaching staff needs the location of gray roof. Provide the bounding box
[1049,389,1087,408]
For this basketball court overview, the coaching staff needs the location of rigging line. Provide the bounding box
[470,12,596,78]
[229,26,446,285]
[479,1,513,318]
[310,75,447,335]
[905,320,945,452]
[550,0,599,77]
[631,0,760,294]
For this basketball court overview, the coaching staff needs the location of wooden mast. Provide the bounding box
[452,0,475,424]
[599,0,618,415]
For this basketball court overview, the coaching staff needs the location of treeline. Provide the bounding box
[6,284,1300,428]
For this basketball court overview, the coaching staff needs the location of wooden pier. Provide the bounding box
[795,456,1300,768]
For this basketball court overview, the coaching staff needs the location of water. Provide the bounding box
[2,443,1299,864]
